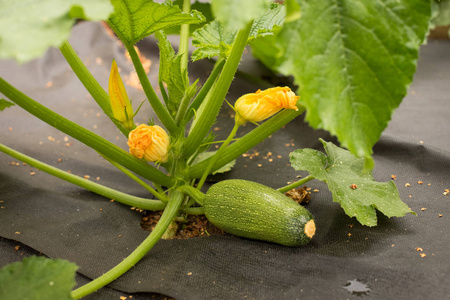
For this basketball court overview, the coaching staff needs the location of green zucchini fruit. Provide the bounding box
[203,179,315,246]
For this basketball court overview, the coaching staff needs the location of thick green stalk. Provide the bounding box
[188,107,305,179]
[59,41,128,136]
[196,122,240,190]
[177,185,206,206]
[183,22,253,158]
[178,0,191,71]
[185,59,225,123]
[175,90,193,126]
[71,191,184,299]
[125,44,178,135]
[277,175,315,193]
[0,143,165,211]
[0,76,174,187]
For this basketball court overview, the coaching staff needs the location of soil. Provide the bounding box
[140,186,311,239]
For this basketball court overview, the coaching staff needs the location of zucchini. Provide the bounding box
[203,179,315,246]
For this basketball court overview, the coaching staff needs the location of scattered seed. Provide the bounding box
[57,158,62,162]
[29,172,35,176]
[420,253,427,258]
[14,246,20,252]
[257,164,262,167]
[84,175,90,179]
[405,183,411,187]
[417,181,423,185]
[15,232,20,235]
[391,175,397,180]
[8,127,13,131]
[313,189,319,192]
[438,214,443,218]
[415,247,423,252]
[187,272,193,276]
[350,184,358,190]
[45,81,53,88]
[421,207,427,211]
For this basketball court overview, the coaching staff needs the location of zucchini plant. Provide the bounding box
[0,0,433,298]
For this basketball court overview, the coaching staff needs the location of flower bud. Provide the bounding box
[234,87,299,125]
[109,59,134,130]
[128,124,170,163]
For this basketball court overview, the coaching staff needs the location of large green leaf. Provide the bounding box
[290,139,414,226]
[0,256,78,300]
[211,0,271,32]
[0,0,113,63]
[253,0,432,168]
[191,3,285,61]
[108,0,205,47]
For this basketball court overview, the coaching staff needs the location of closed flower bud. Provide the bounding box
[109,59,134,130]
[234,87,299,125]
[128,124,170,163]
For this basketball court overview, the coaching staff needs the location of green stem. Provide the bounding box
[71,191,184,299]
[0,143,165,211]
[174,90,193,126]
[59,41,128,137]
[99,153,169,203]
[196,122,240,190]
[0,76,174,187]
[185,59,225,123]
[277,175,315,193]
[125,43,178,135]
[189,107,305,179]
[182,206,205,215]
[178,0,191,71]
[183,21,253,159]
[177,185,206,206]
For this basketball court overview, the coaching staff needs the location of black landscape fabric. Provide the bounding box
[1,22,449,300]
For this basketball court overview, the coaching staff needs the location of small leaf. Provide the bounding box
[0,256,78,300]
[289,139,414,226]
[211,0,271,32]
[192,3,285,61]
[195,151,236,174]
[0,0,113,63]
[0,99,15,111]
[108,0,205,47]
[155,31,189,115]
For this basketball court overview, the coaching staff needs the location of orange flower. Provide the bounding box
[234,87,299,125]
[109,59,134,130]
[128,124,170,163]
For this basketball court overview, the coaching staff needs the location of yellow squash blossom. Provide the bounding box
[109,59,134,130]
[128,124,170,163]
[234,87,299,125]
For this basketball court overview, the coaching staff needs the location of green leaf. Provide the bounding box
[253,0,432,166]
[191,3,285,61]
[211,0,271,32]
[194,151,236,174]
[0,256,78,300]
[289,139,414,226]
[0,0,113,63]
[0,98,15,111]
[155,31,189,115]
[164,0,214,35]
[108,0,205,47]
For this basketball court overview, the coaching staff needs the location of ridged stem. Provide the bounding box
[0,143,165,210]
[71,191,184,299]
[0,76,174,187]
